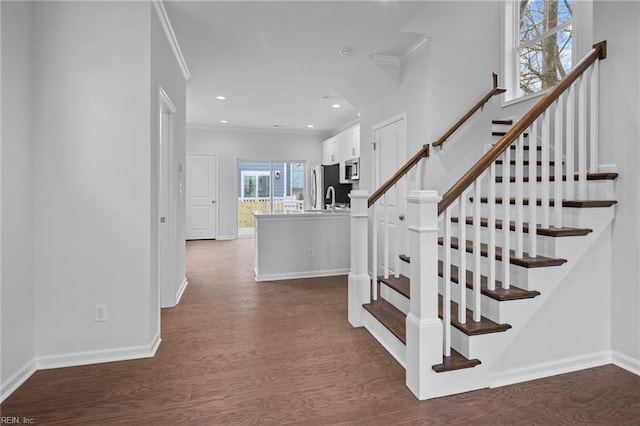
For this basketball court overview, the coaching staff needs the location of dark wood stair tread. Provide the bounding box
[496,159,559,166]
[437,260,540,301]
[493,131,528,137]
[438,295,511,335]
[363,299,406,344]
[399,254,411,264]
[451,216,593,237]
[492,119,513,125]
[432,349,481,373]
[438,237,567,268]
[378,275,410,299]
[473,197,617,208]
[496,172,618,183]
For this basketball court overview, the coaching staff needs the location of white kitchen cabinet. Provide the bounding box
[321,136,338,165]
[339,124,360,183]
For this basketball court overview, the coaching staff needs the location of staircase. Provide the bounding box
[348,41,615,400]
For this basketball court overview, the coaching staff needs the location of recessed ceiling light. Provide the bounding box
[216,95,226,100]
[307,124,315,128]
[220,120,228,124]
[332,104,341,108]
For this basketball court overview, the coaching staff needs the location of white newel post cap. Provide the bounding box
[407,190,441,204]
[349,190,369,217]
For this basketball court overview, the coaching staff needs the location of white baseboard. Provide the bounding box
[612,350,640,376]
[490,350,611,388]
[0,358,37,403]
[217,235,238,240]
[176,277,188,304]
[255,268,349,282]
[36,333,162,371]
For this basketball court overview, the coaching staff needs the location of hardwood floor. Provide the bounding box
[2,238,639,425]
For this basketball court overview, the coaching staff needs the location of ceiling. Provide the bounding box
[164,1,428,134]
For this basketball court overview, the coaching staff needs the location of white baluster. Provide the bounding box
[384,194,390,279]
[458,193,467,323]
[578,75,588,200]
[502,148,511,290]
[372,203,378,301]
[590,61,599,173]
[473,178,482,320]
[488,162,496,291]
[515,134,524,258]
[554,98,564,228]
[444,206,452,357]
[394,182,400,278]
[566,85,575,200]
[528,122,537,258]
[541,111,550,228]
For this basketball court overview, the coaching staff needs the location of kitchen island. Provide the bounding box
[253,210,350,281]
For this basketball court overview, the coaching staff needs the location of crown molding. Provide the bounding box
[187,124,330,137]
[153,0,191,81]
[402,35,430,60]
[371,54,401,66]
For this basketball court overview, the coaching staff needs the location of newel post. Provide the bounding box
[405,190,443,399]
[348,190,370,327]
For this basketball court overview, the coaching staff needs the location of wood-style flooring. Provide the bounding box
[2,238,639,425]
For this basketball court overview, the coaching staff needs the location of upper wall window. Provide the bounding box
[505,0,574,101]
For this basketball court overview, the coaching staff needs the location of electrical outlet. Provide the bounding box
[308,248,314,257]
[95,304,107,322]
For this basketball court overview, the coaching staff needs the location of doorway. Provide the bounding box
[158,87,177,308]
[372,113,407,277]
[186,154,218,240]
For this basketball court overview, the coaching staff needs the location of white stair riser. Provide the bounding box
[472,202,612,228]
[379,282,410,315]
[449,222,590,259]
[482,179,615,200]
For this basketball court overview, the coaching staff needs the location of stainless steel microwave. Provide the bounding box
[345,158,359,181]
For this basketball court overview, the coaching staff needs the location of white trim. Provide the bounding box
[612,350,640,376]
[176,277,188,304]
[158,86,177,114]
[489,350,611,388]
[371,112,407,133]
[255,268,349,282]
[217,235,238,240]
[402,35,430,60]
[152,0,191,81]
[36,334,161,371]
[187,124,329,137]
[0,359,37,403]
[361,308,407,368]
[371,54,400,66]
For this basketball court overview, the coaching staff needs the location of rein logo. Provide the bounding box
[0,417,34,424]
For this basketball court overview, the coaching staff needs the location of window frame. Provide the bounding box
[502,0,590,106]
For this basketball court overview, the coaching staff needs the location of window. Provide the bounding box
[506,0,573,100]
[240,171,270,199]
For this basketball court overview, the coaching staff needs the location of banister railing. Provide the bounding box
[368,73,506,208]
[438,41,607,216]
[432,73,506,148]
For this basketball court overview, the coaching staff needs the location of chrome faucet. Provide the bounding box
[325,186,336,210]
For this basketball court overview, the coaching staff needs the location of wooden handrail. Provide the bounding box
[438,41,607,216]
[368,144,429,207]
[368,73,506,208]
[432,73,506,148]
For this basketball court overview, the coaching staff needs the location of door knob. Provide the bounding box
[399,215,405,221]
[211,200,216,204]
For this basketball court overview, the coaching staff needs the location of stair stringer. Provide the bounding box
[413,205,615,399]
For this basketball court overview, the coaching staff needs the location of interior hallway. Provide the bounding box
[1,238,638,425]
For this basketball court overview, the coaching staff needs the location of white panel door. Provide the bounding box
[186,154,217,240]
[373,116,407,277]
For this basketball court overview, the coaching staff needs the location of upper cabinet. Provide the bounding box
[340,125,360,161]
[321,136,338,165]
[321,124,360,182]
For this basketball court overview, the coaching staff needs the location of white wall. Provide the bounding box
[592,0,640,366]
[186,128,324,239]
[1,0,36,397]
[32,2,156,363]
[151,9,188,310]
